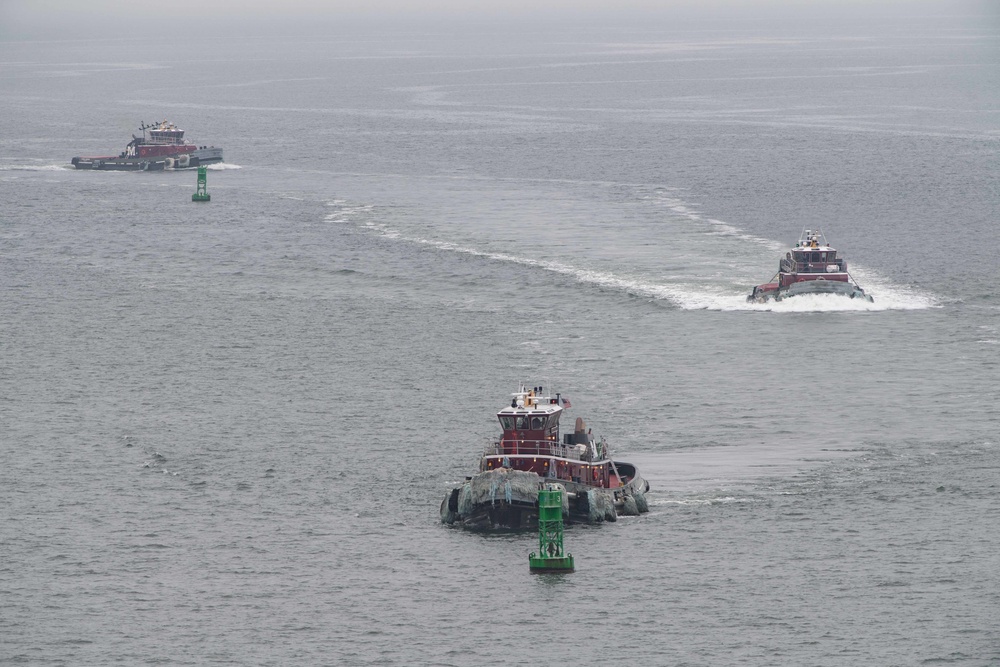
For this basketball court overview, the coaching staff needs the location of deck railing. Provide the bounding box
[482,439,590,461]
[782,259,847,274]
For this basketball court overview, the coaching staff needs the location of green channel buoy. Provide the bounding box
[529,484,574,573]
[192,165,210,202]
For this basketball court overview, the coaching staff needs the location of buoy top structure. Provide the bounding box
[192,165,210,202]
[529,484,575,573]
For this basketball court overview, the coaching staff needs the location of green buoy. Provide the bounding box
[192,165,210,202]
[529,484,574,573]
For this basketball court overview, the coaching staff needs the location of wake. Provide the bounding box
[324,200,938,312]
[0,164,72,171]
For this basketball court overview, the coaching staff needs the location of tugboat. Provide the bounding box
[747,229,873,303]
[71,120,223,171]
[441,385,650,531]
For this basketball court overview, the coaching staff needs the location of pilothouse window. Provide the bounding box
[530,416,547,430]
[515,416,528,430]
[499,416,514,430]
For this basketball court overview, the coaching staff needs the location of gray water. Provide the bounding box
[2,11,999,666]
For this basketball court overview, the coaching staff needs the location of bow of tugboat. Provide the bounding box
[748,229,873,303]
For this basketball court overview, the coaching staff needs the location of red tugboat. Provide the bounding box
[71,120,224,171]
[441,385,650,531]
[747,229,874,303]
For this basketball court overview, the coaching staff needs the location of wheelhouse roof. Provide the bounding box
[497,403,562,416]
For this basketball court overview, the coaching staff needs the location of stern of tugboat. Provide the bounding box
[442,383,650,531]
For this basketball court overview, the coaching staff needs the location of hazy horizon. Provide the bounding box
[2,0,996,41]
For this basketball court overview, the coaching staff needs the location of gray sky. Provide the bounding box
[1,0,994,40]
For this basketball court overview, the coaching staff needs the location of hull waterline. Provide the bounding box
[71,147,224,171]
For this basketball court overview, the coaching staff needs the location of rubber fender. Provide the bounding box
[440,497,456,524]
[635,491,649,513]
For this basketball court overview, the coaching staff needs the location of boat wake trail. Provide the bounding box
[329,204,688,301]
[0,164,72,171]
[324,200,937,312]
[206,163,242,170]
[643,191,937,312]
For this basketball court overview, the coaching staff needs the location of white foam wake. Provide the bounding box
[0,164,72,171]
[645,191,937,311]
[324,201,938,312]
[206,163,242,170]
[679,289,936,312]
[326,207,739,306]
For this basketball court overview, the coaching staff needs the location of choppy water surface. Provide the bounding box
[2,13,999,666]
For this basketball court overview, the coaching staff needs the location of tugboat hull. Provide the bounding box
[70,120,223,171]
[441,465,650,531]
[71,147,224,171]
[442,384,651,532]
[748,279,873,303]
[747,229,873,303]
